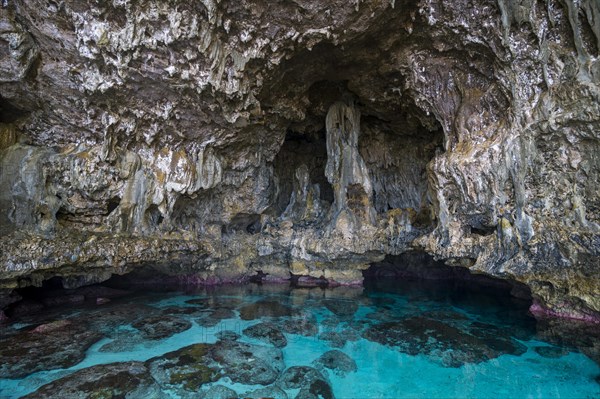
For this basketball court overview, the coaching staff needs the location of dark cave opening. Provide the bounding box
[0,94,29,123]
[5,275,137,318]
[107,196,121,214]
[223,213,262,235]
[272,78,445,225]
[6,276,72,318]
[145,204,164,227]
[272,128,334,218]
[363,252,533,302]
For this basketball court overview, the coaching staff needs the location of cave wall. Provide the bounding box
[0,0,599,320]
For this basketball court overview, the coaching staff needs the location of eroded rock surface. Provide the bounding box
[0,0,599,320]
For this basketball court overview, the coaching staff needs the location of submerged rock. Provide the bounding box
[243,386,288,399]
[278,366,334,399]
[211,340,285,385]
[296,379,335,399]
[313,350,357,376]
[534,346,570,359]
[243,322,287,348]
[278,366,328,390]
[239,300,293,320]
[215,330,240,341]
[203,385,238,399]
[22,362,162,399]
[0,321,102,379]
[363,316,527,367]
[196,307,237,328]
[132,315,192,340]
[322,299,358,318]
[147,344,219,392]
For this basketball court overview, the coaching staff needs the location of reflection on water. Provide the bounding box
[1,280,599,399]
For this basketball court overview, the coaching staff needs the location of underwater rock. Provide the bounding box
[363,316,527,367]
[322,299,358,318]
[161,306,203,316]
[318,326,360,349]
[278,366,335,399]
[278,366,329,390]
[99,330,145,353]
[534,346,570,359]
[211,340,285,385]
[243,385,288,399]
[243,322,287,348]
[202,385,238,399]
[83,303,160,334]
[318,331,346,348]
[280,314,319,337]
[22,362,162,399]
[147,344,219,392]
[296,379,336,399]
[535,317,600,365]
[208,308,236,320]
[185,297,242,310]
[239,300,293,320]
[313,350,357,376]
[0,320,102,379]
[215,330,240,341]
[196,316,221,328]
[196,307,236,327]
[132,315,192,340]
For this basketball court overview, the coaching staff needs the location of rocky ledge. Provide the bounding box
[0,0,599,321]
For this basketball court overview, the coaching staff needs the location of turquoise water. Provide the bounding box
[0,280,599,398]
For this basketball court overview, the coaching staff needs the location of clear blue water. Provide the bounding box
[0,279,599,399]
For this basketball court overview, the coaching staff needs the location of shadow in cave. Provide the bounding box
[0,95,29,124]
[5,276,131,320]
[363,252,536,329]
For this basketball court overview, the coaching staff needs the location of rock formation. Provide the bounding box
[0,0,599,321]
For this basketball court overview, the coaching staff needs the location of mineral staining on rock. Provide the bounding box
[0,0,599,320]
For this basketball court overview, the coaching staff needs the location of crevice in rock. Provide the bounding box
[0,94,28,123]
[578,6,599,57]
[106,196,121,215]
[469,225,496,237]
[272,128,332,220]
[223,213,262,235]
[145,204,164,228]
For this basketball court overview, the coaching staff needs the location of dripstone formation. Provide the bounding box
[1,0,599,320]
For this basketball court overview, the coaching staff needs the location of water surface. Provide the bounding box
[0,279,598,398]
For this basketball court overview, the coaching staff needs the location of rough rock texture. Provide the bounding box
[1,0,599,320]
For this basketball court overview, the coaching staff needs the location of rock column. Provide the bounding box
[325,101,375,227]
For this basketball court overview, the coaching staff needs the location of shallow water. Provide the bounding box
[1,279,599,399]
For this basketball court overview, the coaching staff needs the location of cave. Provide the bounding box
[271,77,444,230]
[272,128,333,218]
[0,95,28,123]
[363,252,533,302]
[1,0,600,396]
